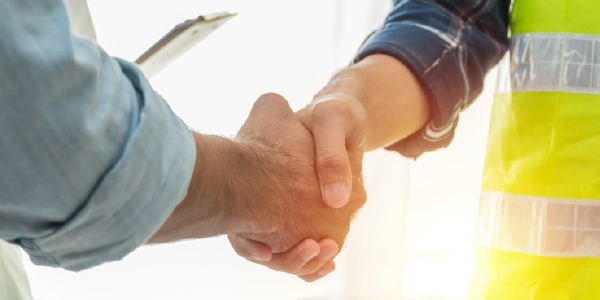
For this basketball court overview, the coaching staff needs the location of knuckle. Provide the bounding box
[312,100,352,124]
[250,93,292,121]
[317,148,347,170]
[289,267,304,275]
[295,266,316,276]
[254,93,287,108]
[231,246,245,257]
[229,238,249,257]
[281,261,302,274]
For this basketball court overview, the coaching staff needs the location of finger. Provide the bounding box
[263,239,320,274]
[309,100,354,208]
[348,145,365,175]
[296,239,338,275]
[298,260,336,282]
[228,235,272,262]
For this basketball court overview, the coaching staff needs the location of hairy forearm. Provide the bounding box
[147,132,240,244]
[315,54,431,151]
[147,131,288,245]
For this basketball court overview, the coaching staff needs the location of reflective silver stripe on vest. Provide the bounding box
[496,33,600,94]
[475,190,600,257]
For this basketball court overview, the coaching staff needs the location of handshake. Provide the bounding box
[149,92,368,282]
[148,54,430,282]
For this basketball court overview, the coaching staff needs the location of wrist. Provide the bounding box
[313,68,368,103]
[226,138,287,239]
[147,132,241,243]
[317,54,431,151]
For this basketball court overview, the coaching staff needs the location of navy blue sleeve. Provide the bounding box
[355,0,510,158]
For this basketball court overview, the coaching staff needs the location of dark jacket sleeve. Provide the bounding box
[355,0,510,158]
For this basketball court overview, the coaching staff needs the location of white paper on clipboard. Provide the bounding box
[135,12,237,79]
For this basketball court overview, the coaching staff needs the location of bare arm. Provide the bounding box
[147,133,239,243]
[293,54,430,209]
[311,54,431,152]
[148,95,366,259]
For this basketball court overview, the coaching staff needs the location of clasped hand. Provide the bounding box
[150,55,427,282]
[228,93,367,282]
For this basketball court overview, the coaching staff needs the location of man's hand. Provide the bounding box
[227,93,367,282]
[228,235,339,282]
[229,95,367,282]
[230,93,365,251]
[227,93,366,282]
[296,94,367,209]
[149,93,365,281]
[302,54,431,209]
[229,55,430,281]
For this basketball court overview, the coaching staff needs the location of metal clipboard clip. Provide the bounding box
[135,12,237,79]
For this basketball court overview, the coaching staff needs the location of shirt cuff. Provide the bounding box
[354,0,507,158]
[19,59,196,271]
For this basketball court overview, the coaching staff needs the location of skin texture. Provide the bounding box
[229,54,431,281]
[148,94,366,264]
[231,93,366,253]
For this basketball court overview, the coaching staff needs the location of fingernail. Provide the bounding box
[300,248,318,261]
[322,183,347,207]
[319,267,334,276]
[251,254,269,262]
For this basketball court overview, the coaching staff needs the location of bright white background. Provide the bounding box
[22,1,497,299]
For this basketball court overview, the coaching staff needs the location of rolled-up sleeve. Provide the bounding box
[0,0,195,271]
[355,0,510,158]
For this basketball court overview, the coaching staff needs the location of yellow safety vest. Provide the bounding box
[470,0,600,299]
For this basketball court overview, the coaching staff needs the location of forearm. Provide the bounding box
[347,0,508,158]
[147,132,240,243]
[149,95,362,252]
[314,54,430,151]
[147,130,290,245]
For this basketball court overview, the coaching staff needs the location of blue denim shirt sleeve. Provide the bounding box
[355,0,510,158]
[0,0,196,271]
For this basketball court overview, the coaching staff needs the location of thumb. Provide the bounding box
[301,97,364,208]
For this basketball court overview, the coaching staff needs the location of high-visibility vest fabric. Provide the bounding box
[470,0,600,299]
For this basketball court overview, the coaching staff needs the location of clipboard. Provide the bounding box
[135,12,237,79]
